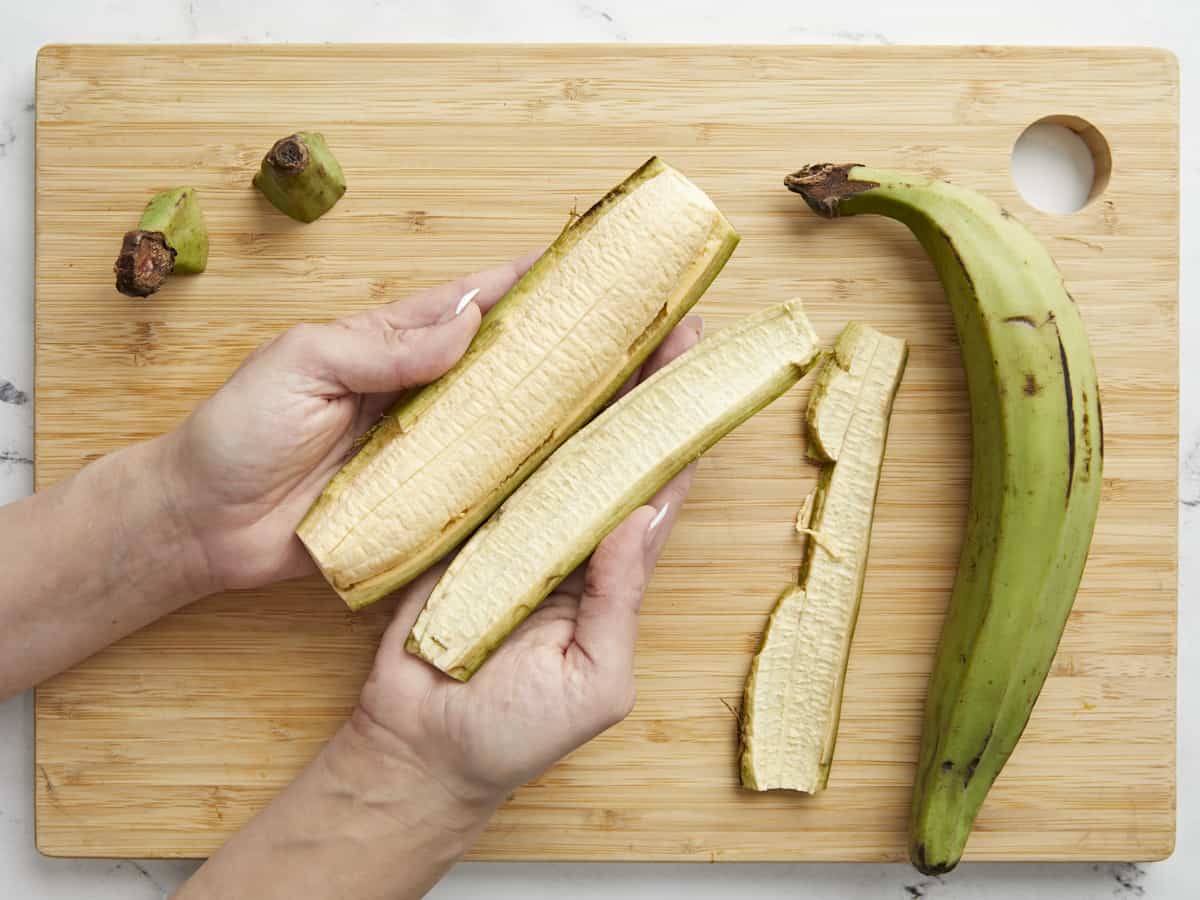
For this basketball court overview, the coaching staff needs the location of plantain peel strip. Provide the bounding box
[298,158,739,610]
[409,301,822,680]
[740,322,907,794]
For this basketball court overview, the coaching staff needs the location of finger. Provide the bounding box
[571,505,657,677]
[346,250,541,331]
[642,462,697,566]
[295,304,483,396]
[640,314,703,382]
[609,315,703,405]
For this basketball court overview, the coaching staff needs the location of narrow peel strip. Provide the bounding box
[741,322,906,793]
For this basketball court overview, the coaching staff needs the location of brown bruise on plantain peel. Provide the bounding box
[1055,328,1076,501]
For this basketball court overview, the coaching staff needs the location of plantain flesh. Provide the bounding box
[299,158,739,610]
[409,301,821,680]
[740,322,906,793]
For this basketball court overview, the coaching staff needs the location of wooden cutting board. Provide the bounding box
[33,44,1178,861]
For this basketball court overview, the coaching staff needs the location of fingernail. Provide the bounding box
[455,287,481,317]
[684,314,704,340]
[647,502,670,535]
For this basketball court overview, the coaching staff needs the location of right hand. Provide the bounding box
[346,318,703,809]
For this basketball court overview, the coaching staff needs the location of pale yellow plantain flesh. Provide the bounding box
[741,322,906,793]
[298,158,739,609]
[409,301,822,680]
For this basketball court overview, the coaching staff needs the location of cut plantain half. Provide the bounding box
[298,157,739,610]
[409,301,823,680]
[740,322,907,793]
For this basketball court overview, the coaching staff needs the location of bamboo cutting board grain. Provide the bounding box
[33,45,1178,861]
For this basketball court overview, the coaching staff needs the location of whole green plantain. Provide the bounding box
[786,164,1103,875]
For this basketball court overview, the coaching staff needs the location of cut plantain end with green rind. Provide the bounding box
[298,157,740,610]
[113,187,208,297]
[409,301,823,681]
[786,164,1102,875]
[740,321,906,794]
[253,132,347,222]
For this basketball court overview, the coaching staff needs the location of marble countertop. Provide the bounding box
[1,1,1195,896]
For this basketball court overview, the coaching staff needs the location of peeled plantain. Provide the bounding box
[299,158,739,610]
[408,301,822,679]
[786,164,1102,874]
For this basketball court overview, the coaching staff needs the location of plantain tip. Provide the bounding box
[114,229,176,297]
[264,133,311,176]
[911,841,958,877]
[784,163,875,218]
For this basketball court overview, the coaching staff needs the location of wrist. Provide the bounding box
[130,433,220,600]
[330,706,503,843]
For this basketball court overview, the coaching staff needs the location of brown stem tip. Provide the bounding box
[114,229,176,297]
[265,134,310,176]
[784,164,875,218]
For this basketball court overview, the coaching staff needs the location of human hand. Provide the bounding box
[346,318,702,810]
[160,256,535,593]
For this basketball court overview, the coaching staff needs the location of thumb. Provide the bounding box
[572,505,659,682]
[298,301,483,396]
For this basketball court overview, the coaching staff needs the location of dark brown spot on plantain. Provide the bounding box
[1022,372,1041,396]
[114,230,176,297]
[964,725,993,787]
[265,133,310,176]
[1055,326,1076,501]
[783,164,875,217]
[937,231,977,296]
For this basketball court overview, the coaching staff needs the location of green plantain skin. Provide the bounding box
[785,165,1103,875]
[253,132,346,222]
[139,187,208,273]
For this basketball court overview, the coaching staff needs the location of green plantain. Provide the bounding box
[785,165,1102,874]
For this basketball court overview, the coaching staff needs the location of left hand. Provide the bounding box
[159,256,535,593]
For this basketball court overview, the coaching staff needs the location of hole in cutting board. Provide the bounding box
[1010,116,1111,213]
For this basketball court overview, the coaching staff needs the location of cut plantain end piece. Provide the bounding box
[786,165,1102,875]
[741,322,906,794]
[408,301,822,681]
[253,132,347,222]
[298,157,740,610]
[114,187,208,297]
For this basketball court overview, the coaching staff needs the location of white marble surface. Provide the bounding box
[1,1,1195,896]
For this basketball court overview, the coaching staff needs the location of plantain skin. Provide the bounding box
[786,165,1103,875]
[253,132,346,222]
